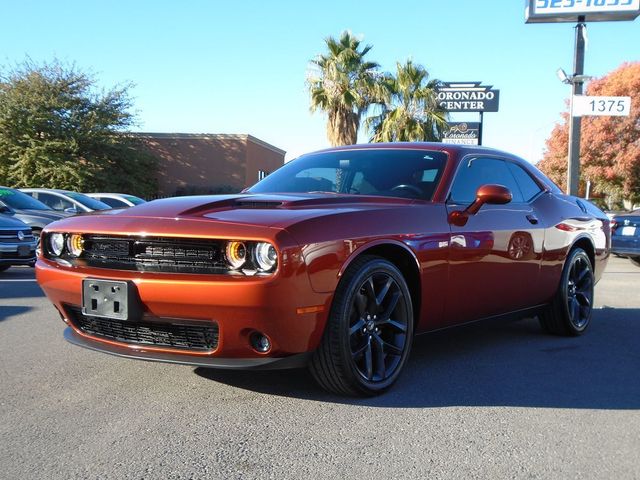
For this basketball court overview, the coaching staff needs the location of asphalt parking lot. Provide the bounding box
[1,257,639,479]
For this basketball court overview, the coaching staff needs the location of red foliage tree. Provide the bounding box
[538,62,640,206]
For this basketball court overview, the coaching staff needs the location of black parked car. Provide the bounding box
[0,214,37,272]
[611,209,640,267]
[0,186,70,242]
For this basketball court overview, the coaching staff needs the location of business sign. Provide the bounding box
[443,122,480,145]
[572,95,631,116]
[525,0,640,23]
[435,82,500,112]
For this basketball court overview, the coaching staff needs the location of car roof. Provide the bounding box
[87,193,128,197]
[20,188,78,195]
[309,142,516,158]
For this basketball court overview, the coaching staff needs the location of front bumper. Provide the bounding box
[64,327,313,369]
[0,241,37,265]
[36,257,332,366]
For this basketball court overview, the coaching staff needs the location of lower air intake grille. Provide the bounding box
[67,307,218,351]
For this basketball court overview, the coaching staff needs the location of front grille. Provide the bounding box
[78,235,227,274]
[67,307,219,351]
[0,230,34,243]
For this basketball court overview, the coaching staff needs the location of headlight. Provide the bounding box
[48,233,65,256]
[255,242,277,271]
[225,241,247,270]
[67,234,84,257]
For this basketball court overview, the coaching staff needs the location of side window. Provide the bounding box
[38,193,74,211]
[35,193,55,208]
[100,197,127,208]
[506,162,543,202]
[449,157,524,204]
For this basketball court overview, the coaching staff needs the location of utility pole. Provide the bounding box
[567,17,586,196]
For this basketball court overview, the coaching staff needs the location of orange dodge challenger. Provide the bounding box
[36,143,609,396]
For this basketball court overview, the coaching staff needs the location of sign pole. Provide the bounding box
[478,112,484,146]
[566,17,586,196]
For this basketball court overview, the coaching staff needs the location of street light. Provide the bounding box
[557,68,592,85]
[556,68,570,84]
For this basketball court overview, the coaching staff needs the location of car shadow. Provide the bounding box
[195,308,640,410]
[0,305,33,322]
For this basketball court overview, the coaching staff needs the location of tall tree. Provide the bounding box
[0,59,158,196]
[308,32,384,146]
[538,62,640,205]
[367,60,448,142]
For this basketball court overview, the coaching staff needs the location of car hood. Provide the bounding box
[0,213,32,229]
[43,193,417,234]
[113,193,414,226]
[13,208,70,220]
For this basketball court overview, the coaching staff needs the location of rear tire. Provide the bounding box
[539,248,594,336]
[309,256,414,396]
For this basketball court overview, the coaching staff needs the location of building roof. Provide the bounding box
[133,133,286,156]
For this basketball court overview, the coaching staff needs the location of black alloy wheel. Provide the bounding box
[349,271,410,383]
[539,247,594,336]
[310,256,414,396]
[565,253,593,330]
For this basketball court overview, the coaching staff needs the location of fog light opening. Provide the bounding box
[250,332,271,353]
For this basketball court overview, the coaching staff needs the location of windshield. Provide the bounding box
[0,187,53,210]
[65,192,112,210]
[249,149,448,200]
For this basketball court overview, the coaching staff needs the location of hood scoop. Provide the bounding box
[234,200,284,209]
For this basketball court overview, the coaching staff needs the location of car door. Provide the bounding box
[442,156,545,326]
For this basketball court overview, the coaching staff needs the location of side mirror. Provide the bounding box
[449,184,512,226]
[64,207,78,214]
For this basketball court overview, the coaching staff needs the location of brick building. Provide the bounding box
[136,133,285,197]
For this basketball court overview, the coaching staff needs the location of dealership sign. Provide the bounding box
[525,0,640,23]
[443,122,480,145]
[435,82,500,112]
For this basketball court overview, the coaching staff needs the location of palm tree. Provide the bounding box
[308,32,384,146]
[367,60,448,143]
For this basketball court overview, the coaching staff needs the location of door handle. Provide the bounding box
[526,215,539,225]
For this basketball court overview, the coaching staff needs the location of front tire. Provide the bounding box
[629,257,640,268]
[539,248,594,336]
[310,256,414,396]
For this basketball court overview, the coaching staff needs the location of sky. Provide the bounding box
[1,1,638,163]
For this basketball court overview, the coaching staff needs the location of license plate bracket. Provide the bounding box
[17,245,31,257]
[82,279,142,321]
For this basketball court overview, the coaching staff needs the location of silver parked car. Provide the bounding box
[20,188,111,213]
[85,193,146,208]
[0,186,71,242]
